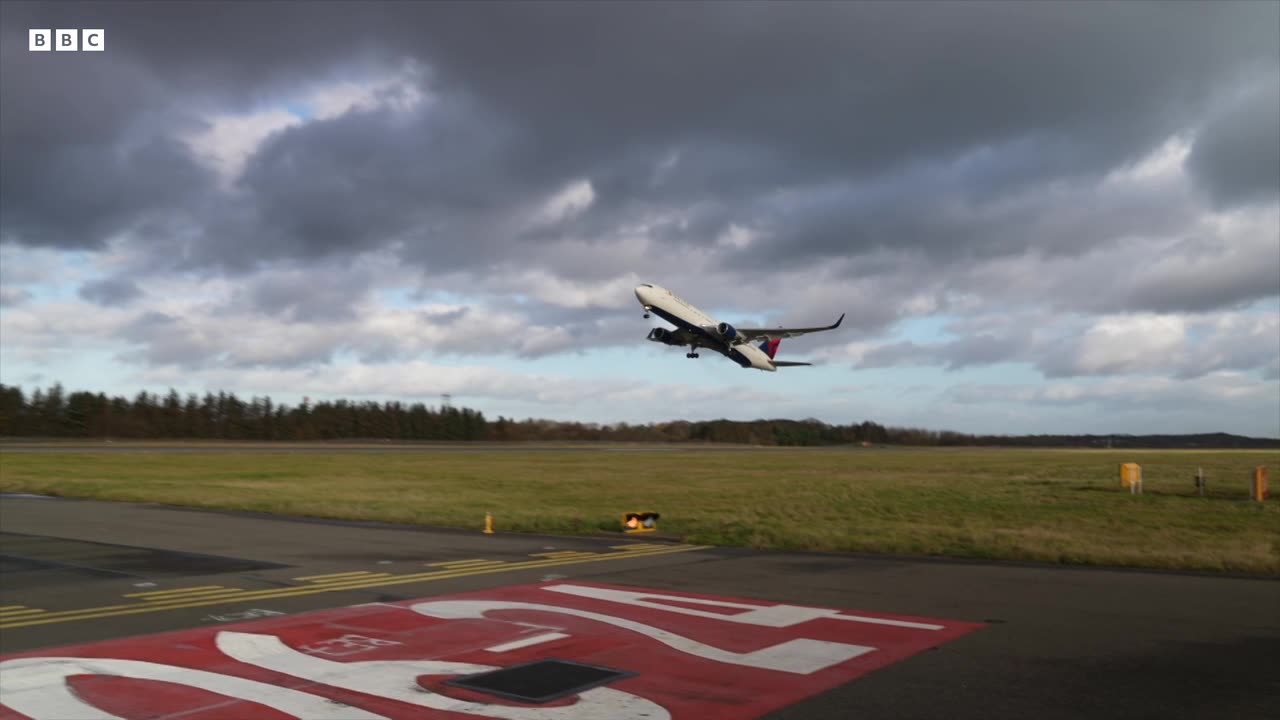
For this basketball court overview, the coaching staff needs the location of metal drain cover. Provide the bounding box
[446,659,635,704]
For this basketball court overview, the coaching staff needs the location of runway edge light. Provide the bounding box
[623,511,660,533]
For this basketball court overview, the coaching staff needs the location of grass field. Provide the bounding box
[1,445,1276,575]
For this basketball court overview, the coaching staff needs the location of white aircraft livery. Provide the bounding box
[635,283,844,371]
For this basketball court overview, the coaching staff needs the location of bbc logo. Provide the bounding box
[29,29,105,52]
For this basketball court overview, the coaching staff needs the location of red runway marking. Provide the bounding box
[0,581,982,719]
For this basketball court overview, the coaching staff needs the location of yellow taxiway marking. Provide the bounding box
[294,571,384,582]
[141,589,247,602]
[531,551,599,559]
[427,559,506,568]
[0,608,46,618]
[0,544,710,630]
[610,544,669,551]
[125,586,227,598]
[0,605,31,611]
[305,573,393,583]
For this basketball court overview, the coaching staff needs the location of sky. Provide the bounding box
[1,1,1277,437]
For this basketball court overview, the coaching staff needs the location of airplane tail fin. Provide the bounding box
[758,338,782,359]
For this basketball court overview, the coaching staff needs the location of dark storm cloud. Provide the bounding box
[0,9,213,249]
[224,99,529,272]
[1120,249,1280,313]
[403,3,1276,179]
[79,276,142,306]
[0,77,212,250]
[0,1,391,107]
[1187,80,1280,207]
[2,1,1276,312]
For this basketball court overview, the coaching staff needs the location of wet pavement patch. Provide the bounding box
[446,659,635,704]
[0,532,284,587]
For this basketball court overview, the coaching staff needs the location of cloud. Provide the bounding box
[833,308,1278,383]
[1187,76,1280,207]
[0,286,31,307]
[1071,315,1188,376]
[181,110,303,188]
[79,277,143,306]
[532,179,596,227]
[179,62,429,189]
[1,2,1277,435]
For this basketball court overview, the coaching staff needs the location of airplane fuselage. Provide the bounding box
[634,284,780,371]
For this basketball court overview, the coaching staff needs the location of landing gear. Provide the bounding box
[685,351,700,358]
[642,306,651,319]
[643,313,650,319]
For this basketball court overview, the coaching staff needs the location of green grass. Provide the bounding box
[1,446,1276,575]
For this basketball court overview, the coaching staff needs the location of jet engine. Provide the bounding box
[716,322,738,341]
[647,327,679,345]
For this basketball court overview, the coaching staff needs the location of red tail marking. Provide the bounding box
[760,338,781,359]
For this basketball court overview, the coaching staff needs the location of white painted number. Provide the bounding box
[0,585,890,718]
[411,596,875,675]
[544,583,943,631]
[0,656,386,720]
[218,631,670,720]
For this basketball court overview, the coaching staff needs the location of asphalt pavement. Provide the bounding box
[0,495,1276,719]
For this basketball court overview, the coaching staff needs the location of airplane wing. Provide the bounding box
[734,313,845,342]
[662,327,701,345]
[771,361,813,367]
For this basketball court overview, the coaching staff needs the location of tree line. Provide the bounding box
[0,383,1274,448]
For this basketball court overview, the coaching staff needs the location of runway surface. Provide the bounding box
[1,495,1276,719]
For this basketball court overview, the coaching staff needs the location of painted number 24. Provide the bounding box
[0,585,877,719]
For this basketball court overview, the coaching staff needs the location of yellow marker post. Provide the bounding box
[1120,463,1142,495]
[483,513,495,534]
[1252,467,1268,502]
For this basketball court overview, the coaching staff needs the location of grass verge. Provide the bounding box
[1,446,1276,575]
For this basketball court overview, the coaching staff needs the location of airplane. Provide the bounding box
[634,283,844,371]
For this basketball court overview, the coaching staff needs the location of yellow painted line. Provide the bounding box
[0,605,30,611]
[142,589,247,602]
[125,586,226,598]
[294,571,383,582]
[424,558,504,568]
[307,573,393,583]
[610,544,668,551]
[427,559,504,568]
[531,551,598,558]
[0,545,710,630]
[0,608,45,618]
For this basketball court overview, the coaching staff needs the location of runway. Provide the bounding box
[1,495,1277,719]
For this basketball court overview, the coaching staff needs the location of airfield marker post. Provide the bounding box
[1251,467,1268,502]
[1195,467,1205,497]
[1120,463,1142,495]
[483,513,495,534]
